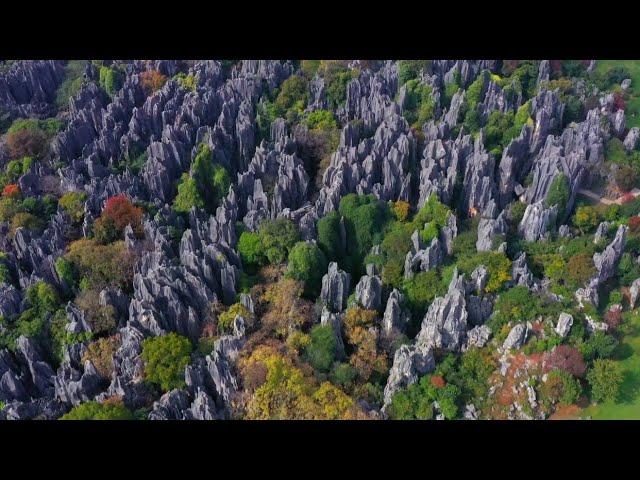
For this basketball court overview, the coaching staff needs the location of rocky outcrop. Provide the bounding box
[624,127,640,152]
[594,221,611,244]
[512,252,537,289]
[555,313,573,338]
[382,344,435,410]
[415,270,468,352]
[502,324,528,351]
[464,325,492,350]
[382,289,410,335]
[54,343,104,406]
[476,211,508,251]
[518,201,557,242]
[320,262,350,312]
[355,273,382,311]
[0,60,65,118]
[404,236,443,278]
[592,225,627,285]
[630,277,640,309]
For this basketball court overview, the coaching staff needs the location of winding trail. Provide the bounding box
[577,188,640,206]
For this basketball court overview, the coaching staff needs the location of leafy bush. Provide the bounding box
[173,144,230,214]
[304,324,337,372]
[93,194,143,244]
[274,75,308,123]
[305,109,337,130]
[61,400,133,420]
[237,231,266,269]
[175,72,197,91]
[141,333,193,392]
[543,345,587,377]
[75,289,117,334]
[218,302,251,334]
[320,61,356,110]
[402,270,443,319]
[615,165,637,192]
[56,60,86,108]
[285,241,328,297]
[64,239,135,290]
[545,173,570,219]
[388,373,461,420]
[402,79,435,128]
[567,252,596,288]
[573,205,599,233]
[338,194,390,278]
[140,70,167,96]
[587,359,623,403]
[99,66,123,96]
[397,60,428,86]
[59,191,87,224]
[173,173,203,213]
[6,128,48,159]
[540,369,582,406]
[241,345,357,419]
[258,217,300,265]
[10,212,43,236]
[82,336,119,379]
[317,211,345,263]
[456,251,512,293]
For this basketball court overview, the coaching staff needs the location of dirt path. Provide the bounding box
[578,188,640,206]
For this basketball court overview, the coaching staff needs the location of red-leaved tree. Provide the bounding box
[140,70,168,96]
[629,216,640,233]
[93,194,143,244]
[2,183,20,198]
[543,345,587,378]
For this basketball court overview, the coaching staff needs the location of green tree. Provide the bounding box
[258,217,300,265]
[141,333,193,392]
[403,270,443,318]
[397,60,428,86]
[173,173,204,213]
[338,194,390,278]
[55,257,77,288]
[274,75,309,122]
[237,231,266,269]
[304,324,337,373]
[587,359,623,403]
[61,400,133,420]
[192,144,230,211]
[317,211,344,262]
[545,173,570,219]
[285,241,328,297]
[573,205,599,233]
[99,66,122,96]
[58,191,87,224]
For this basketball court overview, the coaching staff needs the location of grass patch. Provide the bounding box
[580,311,640,419]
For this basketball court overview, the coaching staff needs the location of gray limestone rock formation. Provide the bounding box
[555,313,574,338]
[415,270,468,352]
[502,324,528,351]
[593,221,611,244]
[518,201,557,242]
[624,127,640,151]
[355,274,382,311]
[476,212,508,251]
[382,289,410,335]
[320,262,350,312]
[464,325,492,350]
[630,277,640,309]
[382,344,435,410]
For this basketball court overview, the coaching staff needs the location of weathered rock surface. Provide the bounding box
[320,262,350,312]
